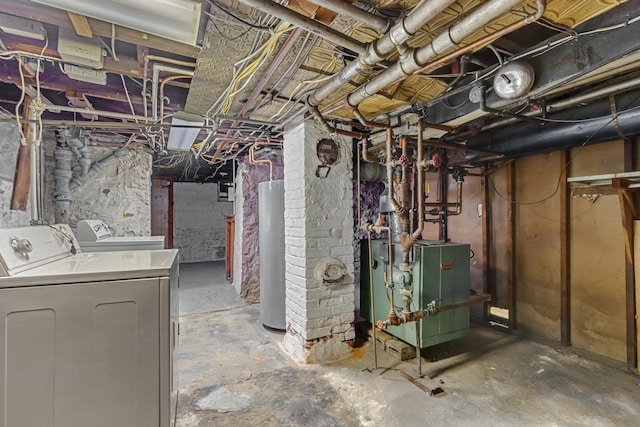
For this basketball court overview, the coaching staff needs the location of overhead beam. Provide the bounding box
[67,11,92,37]
[0,0,199,58]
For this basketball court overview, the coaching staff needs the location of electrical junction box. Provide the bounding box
[58,27,104,69]
[63,64,107,86]
[0,13,45,40]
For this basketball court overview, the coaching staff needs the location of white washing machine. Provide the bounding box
[0,224,179,427]
[76,219,165,252]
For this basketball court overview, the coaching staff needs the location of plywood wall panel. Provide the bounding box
[446,175,484,318]
[570,141,626,361]
[514,153,561,341]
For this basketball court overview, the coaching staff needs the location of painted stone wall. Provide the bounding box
[234,160,284,301]
[42,134,152,235]
[173,182,233,263]
[0,123,31,227]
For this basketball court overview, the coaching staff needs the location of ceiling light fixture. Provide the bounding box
[29,0,202,46]
[167,112,204,152]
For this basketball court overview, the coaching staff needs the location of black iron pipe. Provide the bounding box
[465,90,640,161]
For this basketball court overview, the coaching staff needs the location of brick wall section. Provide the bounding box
[174,182,233,263]
[0,123,31,227]
[283,120,355,359]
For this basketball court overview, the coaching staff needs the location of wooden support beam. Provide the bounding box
[507,161,516,329]
[1,38,144,78]
[67,11,92,37]
[560,150,571,345]
[482,172,492,322]
[10,97,31,211]
[612,177,638,370]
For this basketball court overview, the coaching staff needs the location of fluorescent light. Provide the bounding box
[29,0,201,45]
[167,112,204,151]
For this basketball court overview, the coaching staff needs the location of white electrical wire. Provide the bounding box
[121,74,138,123]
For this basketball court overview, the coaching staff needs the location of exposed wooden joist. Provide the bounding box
[67,11,92,38]
[0,1,199,58]
[10,96,31,211]
[560,149,571,345]
[611,177,638,370]
[2,38,144,78]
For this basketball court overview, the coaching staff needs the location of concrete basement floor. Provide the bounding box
[176,262,640,426]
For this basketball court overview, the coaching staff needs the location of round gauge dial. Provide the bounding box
[493,61,535,100]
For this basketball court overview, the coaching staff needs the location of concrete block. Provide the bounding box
[385,337,416,361]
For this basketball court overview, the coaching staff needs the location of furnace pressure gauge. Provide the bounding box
[493,61,535,100]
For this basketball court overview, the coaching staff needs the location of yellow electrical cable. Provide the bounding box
[220,22,291,115]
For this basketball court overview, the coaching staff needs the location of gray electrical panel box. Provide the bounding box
[361,240,471,348]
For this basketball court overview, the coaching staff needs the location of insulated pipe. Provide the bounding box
[236,0,366,55]
[303,0,391,34]
[152,65,195,121]
[453,75,640,137]
[466,90,640,161]
[348,0,544,107]
[309,0,457,107]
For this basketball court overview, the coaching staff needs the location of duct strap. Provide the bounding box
[610,95,628,141]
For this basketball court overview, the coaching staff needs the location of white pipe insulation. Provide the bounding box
[347,0,539,107]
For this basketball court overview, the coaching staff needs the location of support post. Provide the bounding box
[612,177,638,370]
[507,161,516,329]
[10,97,31,211]
[560,150,571,345]
[482,171,492,322]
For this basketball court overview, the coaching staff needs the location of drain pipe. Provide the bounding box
[53,144,74,224]
[236,0,366,55]
[308,0,458,107]
[28,102,45,224]
[54,130,133,223]
[348,0,546,108]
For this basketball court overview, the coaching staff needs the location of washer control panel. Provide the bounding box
[0,225,76,276]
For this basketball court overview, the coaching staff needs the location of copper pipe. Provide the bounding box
[410,122,425,242]
[424,181,463,215]
[249,142,283,181]
[361,137,382,164]
[159,75,192,120]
